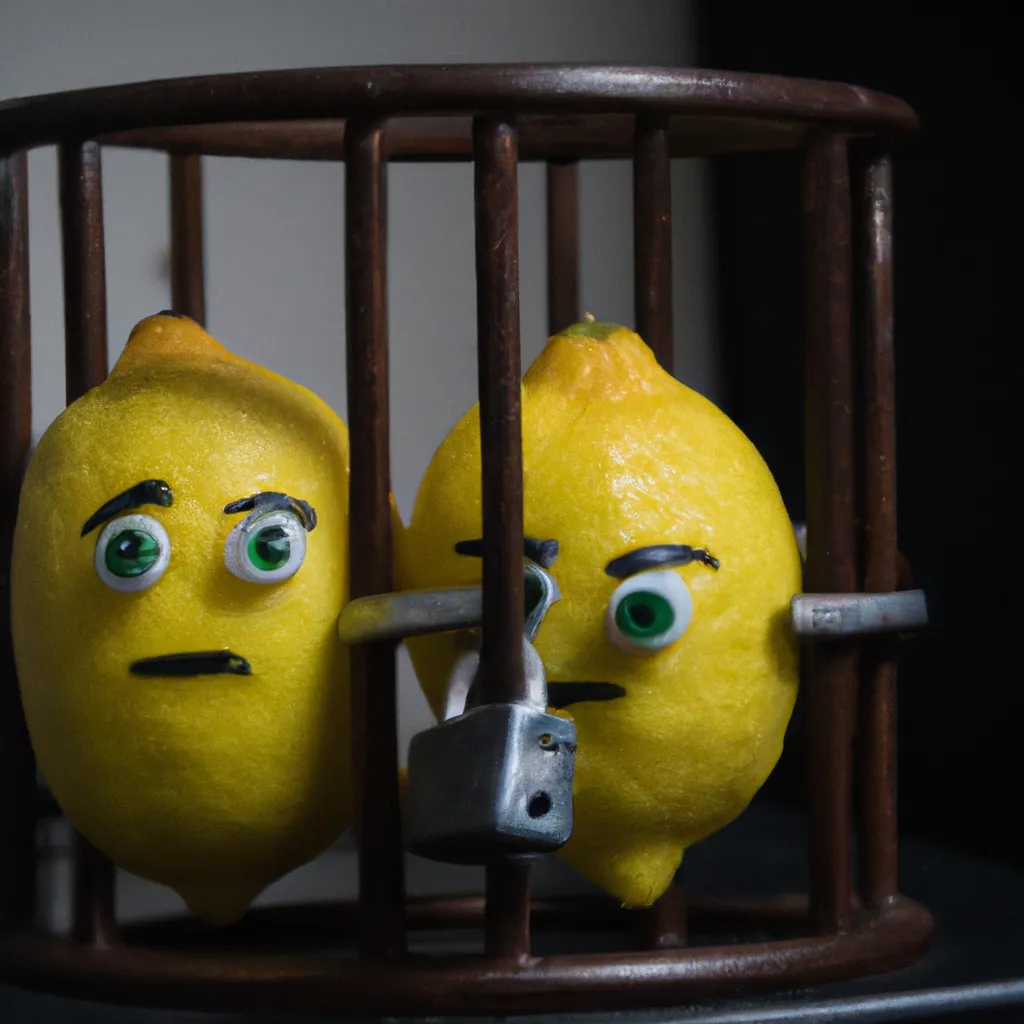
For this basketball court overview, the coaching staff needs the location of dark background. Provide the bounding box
[700,2,1017,868]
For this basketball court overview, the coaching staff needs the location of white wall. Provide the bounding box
[1,0,717,919]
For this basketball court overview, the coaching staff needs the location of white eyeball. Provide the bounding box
[224,510,307,584]
[605,569,693,655]
[94,514,171,593]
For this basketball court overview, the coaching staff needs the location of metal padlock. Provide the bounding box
[403,565,577,865]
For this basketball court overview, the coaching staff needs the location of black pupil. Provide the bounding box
[255,526,289,564]
[117,535,144,558]
[629,603,656,628]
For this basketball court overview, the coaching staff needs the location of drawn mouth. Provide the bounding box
[129,651,252,677]
[547,682,626,709]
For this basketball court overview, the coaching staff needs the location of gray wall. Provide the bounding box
[1,0,716,922]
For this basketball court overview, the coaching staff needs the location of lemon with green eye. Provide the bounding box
[11,312,355,925]
[396,319,802,908]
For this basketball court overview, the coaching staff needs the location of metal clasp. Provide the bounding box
[791,590,928,639]
[788,520,928,640]
[338,559,560,649]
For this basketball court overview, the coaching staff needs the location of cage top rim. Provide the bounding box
[0,63,918,155]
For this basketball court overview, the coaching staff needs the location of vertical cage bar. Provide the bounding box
[858,150,899,906]
[473,116,526,706]
[0,150,37,927]
[473,115,531,960]
[546,161,579,335]
[638,882,686,949]
[60,141,108,404]
[485,861,531,961]
[633,114,674,372]
[169,153,206,325]
[71,834,117,945]
[344,118,406,959]
[802,133,858,934]
[633,114,684,947]
[59,139,118,946]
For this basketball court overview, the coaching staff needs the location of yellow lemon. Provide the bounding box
[12,312,352,925]
[397,320,801,908]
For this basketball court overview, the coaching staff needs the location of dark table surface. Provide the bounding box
[3,802,1022,1023]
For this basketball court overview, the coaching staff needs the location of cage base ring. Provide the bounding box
[0,895,933,1016]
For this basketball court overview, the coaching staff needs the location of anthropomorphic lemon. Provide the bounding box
[11,312,352,925]
[396,320,801,908]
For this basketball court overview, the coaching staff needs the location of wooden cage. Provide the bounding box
[0,64,931,1015]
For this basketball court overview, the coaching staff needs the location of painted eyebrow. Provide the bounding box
[223,491,317,532]
[605,544,720,579]
[81,479,174,537]
[454,537,559,570]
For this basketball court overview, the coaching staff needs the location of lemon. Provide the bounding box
[12,313,353,925]
[397,320,801,907]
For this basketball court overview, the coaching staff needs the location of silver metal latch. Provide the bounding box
[788,520,929,640]
[791,589,929,639]
[340,562,577,865]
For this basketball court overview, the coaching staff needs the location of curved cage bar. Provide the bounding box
[0,63,929,1015]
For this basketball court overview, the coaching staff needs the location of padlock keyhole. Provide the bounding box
[527,791,552,818]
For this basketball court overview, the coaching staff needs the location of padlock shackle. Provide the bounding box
[442,639,549,721]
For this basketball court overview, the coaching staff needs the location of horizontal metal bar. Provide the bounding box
[339,564,560,647]
[344,585,928,647]
[792,590,928,639]
[338,587,482,646]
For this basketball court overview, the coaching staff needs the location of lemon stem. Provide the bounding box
[563,317,628,341]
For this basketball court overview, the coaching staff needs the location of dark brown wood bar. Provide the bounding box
[546,160,579,335]
[801,132,858,935]
[638,883,687,950]
[858,150,899,907]
[169,153,206,325]
[57,138,120,947]
[472,115,527,707]
[473,115,532,960]
[59,141,108,404]
[633,112,683,948]
[94,115,827,165]
[344,118,406,959]
[633,113,674,372]
[70,834,118,947]
[0,150,37,928]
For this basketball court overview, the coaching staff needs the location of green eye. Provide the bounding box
[606,569,694,654]
[225,510,307,584]
[247,525,291,571]
[94,513,171,593]
[105,529,160,578]
[615,591,675,639]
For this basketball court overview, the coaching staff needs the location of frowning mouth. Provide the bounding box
[547,682,626,709]
[129,651,252,677]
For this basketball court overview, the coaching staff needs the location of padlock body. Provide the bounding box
[404,702,576,864]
